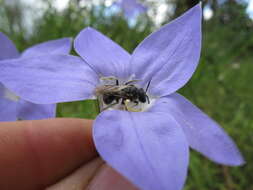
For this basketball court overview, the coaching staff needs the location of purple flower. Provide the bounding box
[0,32,72,121]
[0,4,244,190]
[114,0,147,18]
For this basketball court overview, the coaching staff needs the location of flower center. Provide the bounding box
[95,76,152,112]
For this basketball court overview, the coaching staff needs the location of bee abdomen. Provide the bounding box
[103,94,115,104]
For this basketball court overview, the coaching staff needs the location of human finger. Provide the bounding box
[0,118,96,190]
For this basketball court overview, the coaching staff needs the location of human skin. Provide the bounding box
[0,119,137,190]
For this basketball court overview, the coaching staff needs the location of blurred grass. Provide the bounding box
[0,1,252,189]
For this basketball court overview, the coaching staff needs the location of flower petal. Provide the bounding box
[130,4,202,96]
[0,83,17,121]
[16,100,56,120]
[0,31,19,60]
[21,38,72,58]
[158,93,245,166]
[0,97,17,121]
[74,27,131,79]
[93,108,189,190]
[0,55,98,104]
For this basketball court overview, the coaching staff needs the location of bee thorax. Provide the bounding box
[95,77,150,112]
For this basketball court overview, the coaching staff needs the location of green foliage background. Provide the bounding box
[0,0,252,189]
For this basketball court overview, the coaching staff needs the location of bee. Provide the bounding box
[95,77,150,112]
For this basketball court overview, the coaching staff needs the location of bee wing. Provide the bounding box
[95,85,120,95]
[116,85,129,91]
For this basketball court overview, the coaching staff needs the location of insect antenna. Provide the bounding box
[125,79,140,85]
[145,80,151,92]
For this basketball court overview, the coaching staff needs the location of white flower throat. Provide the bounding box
[4,88,20,102]
[95,76,154,112]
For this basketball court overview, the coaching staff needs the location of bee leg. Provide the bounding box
[124,99,142,112]
[97,95,104,112]
[115,97,121,104]
[101,102,119,111]
[146,95,150,104]
[134,100,139,106]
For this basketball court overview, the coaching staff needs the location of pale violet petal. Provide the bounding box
[0,31,19,60]
[0,83,17,121]
[74,27,131,79]
[21,37,72,58]
[2,86,19,102]
[130,4,202,96]
[152,93,245,166]
[0,55,98,104]
[93,108,189,190]
[0,97,17,121]
[17,100,56,120]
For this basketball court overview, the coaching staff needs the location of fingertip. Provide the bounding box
[47,158,104,190]
[0,118,97,189]
[87,165,138,190]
